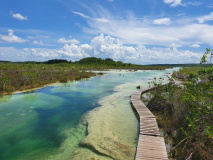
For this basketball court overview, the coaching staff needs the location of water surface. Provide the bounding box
[0,69,177,160]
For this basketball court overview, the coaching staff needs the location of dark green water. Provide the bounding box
[0,69,176,160]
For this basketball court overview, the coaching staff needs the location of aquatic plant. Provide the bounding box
[136,85,141,89]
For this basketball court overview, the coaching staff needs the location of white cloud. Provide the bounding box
[177,13,185,17]
[0,34,202,64]
[23,48,29,52]
[170,43,181,51]
[73,12,90,19]
[91,34,132,59]
[11,13,28,20]
[58,44,91,59]
[163,0,182,7]
[96,18,110,23]
[15,42,91,62]
[191,44,200,48]
[207,4,213,8]
[108,0,114,2]
[197,12,213,23]
[90,34,202,64]
[164,0,201,7]
[33,41,44,45]
[0,29,28,43]
[153,18,171,25]
[57,37,80,44]
[73,11,109,23]
[78,9,213,47]
[186,2,202,6]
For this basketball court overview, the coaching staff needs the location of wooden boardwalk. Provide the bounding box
[131,85,168,160]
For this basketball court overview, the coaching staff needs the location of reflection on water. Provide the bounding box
[0,69,177,160]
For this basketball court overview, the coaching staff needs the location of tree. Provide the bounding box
[200,48,213,64]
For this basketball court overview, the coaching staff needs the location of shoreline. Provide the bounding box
[0,82,59,96]
[0,69,137,96]
[1,69,176,160]
[0,70,136,96]
[48,78,140,160]
[0,75,97,97]
[48,70,174,160]
[0,68,173,97]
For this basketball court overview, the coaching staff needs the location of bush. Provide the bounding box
[148,69,213,159]
[136,85,141,89]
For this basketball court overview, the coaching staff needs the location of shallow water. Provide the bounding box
[0,69,177,160]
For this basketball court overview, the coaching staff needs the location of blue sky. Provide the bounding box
[0,0,213,64]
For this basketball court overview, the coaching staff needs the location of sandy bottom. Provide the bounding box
[48,80,146,160]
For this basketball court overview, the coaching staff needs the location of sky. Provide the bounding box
[0,0,213,64]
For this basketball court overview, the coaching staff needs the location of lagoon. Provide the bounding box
[0,69,176,160]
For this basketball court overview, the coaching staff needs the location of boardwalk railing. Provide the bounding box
[131,84,168,160]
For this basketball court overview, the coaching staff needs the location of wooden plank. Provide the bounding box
[131,84,169,160]
[135,135,168,160]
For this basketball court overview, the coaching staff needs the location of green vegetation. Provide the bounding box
[136,85,141,89]
[200,48,213,64]
[97,72,104,75]
[149,63,213,68]
[0,62,95,94]
[0,57,171,94]
[147,66,213,159]
[75,57,170,70]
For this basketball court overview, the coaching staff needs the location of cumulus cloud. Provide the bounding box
[6,44,91,62]
[57,37,80,44]
[91,34,133,59]
[90,34,201,64]
[0,34,202,64]
[170,43,181,51]
[58,44,91,59]
[0,29,28,43]
[153,18,171,25]
[163,0,182,7]
[33,41,44,45]
[11,13,28,20]
[124,45,201,64]
[197,12,213,23]
[191,44,200,48]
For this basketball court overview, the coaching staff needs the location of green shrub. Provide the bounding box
[148,69,213,159]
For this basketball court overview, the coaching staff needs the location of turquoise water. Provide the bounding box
[0,69,176,160]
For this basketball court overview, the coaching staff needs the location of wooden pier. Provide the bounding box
[131,85,168,160]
